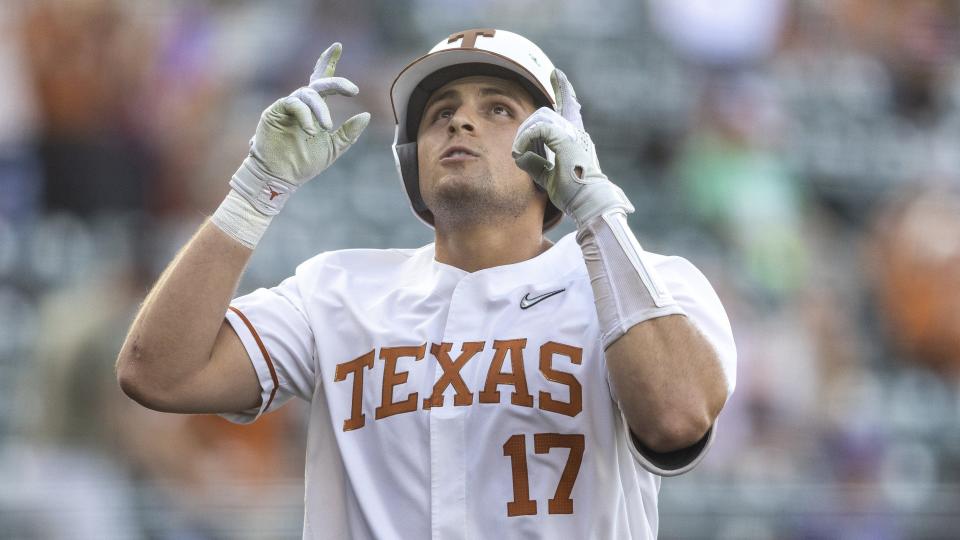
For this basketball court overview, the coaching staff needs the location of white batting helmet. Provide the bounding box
[390,28,563,231]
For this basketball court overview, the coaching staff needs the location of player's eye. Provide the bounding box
[492,104,513,117]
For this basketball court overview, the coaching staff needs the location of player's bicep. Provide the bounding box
[206,319,264,411]
[155,320,263,415]
[218,281,318,424]
[666,256,737,396]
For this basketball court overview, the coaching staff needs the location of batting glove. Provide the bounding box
[512,69,632,228]
[212,43,370,248]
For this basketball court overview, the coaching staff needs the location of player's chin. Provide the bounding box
[427,173,492,203]
[436,169,492,190]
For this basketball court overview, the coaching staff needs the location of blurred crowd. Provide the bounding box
[1,0,959,538]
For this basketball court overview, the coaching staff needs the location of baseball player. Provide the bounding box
[117,28,736,539]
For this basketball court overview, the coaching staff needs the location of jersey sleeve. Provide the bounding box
[609,255,737,476]
[219,273,317,424]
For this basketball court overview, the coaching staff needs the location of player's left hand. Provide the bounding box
[512,69,633,227]
[232,43,369,215]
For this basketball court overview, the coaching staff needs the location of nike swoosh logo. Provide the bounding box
[520,288,566,310]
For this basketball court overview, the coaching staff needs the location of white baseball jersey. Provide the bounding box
[222,231,736,539]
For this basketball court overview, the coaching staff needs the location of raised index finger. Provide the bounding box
[552,69,583,130]
[310,42,343,83]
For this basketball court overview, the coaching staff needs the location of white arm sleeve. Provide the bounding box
[609,255,737,475]
[220,273,317,424]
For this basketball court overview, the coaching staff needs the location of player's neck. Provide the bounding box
[433,220,552,273]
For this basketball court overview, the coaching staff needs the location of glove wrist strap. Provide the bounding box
[211,189,273,249]
[576,210,685,348]
[229,158,297,216]
[567,178,633,228]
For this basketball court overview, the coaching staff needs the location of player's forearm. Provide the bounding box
[604,315,727,453]
[117,221,252,402]
[574,211,728,453]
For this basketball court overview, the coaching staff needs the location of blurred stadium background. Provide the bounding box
[1,0,959,538]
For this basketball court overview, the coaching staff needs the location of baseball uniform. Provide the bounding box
[221,231,736,539]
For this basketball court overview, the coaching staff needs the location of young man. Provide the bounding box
[117,29,736,539]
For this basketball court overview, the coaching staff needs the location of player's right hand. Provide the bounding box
[511,69,632,229]
[230,43,371,217]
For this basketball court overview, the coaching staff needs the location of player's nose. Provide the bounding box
[447,109,476,134]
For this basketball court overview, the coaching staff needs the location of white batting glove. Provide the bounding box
[512,69,633,228]
[212,43,371,248]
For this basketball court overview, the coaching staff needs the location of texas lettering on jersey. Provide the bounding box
[334,339,582,431]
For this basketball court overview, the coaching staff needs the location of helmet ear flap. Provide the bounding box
[394,141,435,226]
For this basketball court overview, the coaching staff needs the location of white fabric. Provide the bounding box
[222,232,736,539]
[577,211,686,348]
[210,190,273,249]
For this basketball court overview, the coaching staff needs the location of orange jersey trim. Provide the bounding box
[229,306,280,411]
